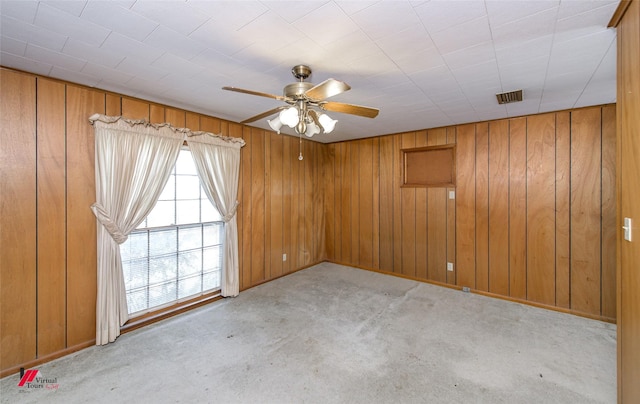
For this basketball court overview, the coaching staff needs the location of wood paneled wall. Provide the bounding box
[325,105,616,322]
[614,0,640,401]
[0,68,324,375]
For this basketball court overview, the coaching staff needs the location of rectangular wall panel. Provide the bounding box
[456,124,476,288]
[570,107,602,314]
[379,136,394,271]
[526,113,556,306]
[509,118,527,299]
[401,133,417,277]
[427,128,447,283]
[66,85,103,346]
[555,112,571,308]
[36,78,67,356]
[0,70,37,369]
[359,139,374,268]
[475,123,489,292]
[488,120,510,296]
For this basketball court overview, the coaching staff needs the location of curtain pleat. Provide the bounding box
[188,135,243,297]
[91,115,185,345]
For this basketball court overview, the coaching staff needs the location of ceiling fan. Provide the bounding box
[222,65,379,138]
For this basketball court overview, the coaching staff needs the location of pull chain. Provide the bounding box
[298,133,303,161]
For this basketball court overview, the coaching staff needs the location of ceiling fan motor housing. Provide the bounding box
[284,82,314,100]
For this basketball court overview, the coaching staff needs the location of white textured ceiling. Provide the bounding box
[0,0,618,143]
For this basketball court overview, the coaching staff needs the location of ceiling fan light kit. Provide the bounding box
[223,65,378,139]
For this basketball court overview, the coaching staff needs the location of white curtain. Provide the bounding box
[90,114,185,345]
[188,133,244,297]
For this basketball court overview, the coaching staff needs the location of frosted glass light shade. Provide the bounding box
[279,107,299,128]
[267,116,283,134]
[305,121,320,137]
[318,114,337,133]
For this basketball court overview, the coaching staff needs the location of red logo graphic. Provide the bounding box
[18,369,39,387]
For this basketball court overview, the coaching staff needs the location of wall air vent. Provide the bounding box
[496,89,523,104]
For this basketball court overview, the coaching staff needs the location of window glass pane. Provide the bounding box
[203,271,220,290]
[120,149,224,316]
[149,282,176,308]
[149,229,177,256]
[158,175,175,201]
[176,175,201,200]
[123,257,148,290]
[126,289,148,314]
[203,245,222,270]
[175,152,197,175]
[178,250,202,277]
[121,231,148,260]
[149,255,177,284]
[204,223,223,246]
[176,200,200,225]
[146,200,176,228]
[178,226,202,251]
[178,275,202,299]
[201,199,221,222]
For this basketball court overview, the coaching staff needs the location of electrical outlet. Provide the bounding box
[449,190,455,200]
[283,254,287,261]
[447,262,454,272]
[462,287,471,293]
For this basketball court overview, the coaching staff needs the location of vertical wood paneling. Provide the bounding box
[105,94,121,116]
[475,123,489,291]
[323,144,335,261]
[1,69,330,376]
[571,107,602,314]
[149,104,164,123]
[415,131,428,280]
[0,70,37,369]
[456,124,476,288]
[121,98,149,120]
[186,112,200,130]
[526,113,556,305]
[358,139,374,268]
[555,112,571,308]
[339,142,352,263]
[36,78,67,356]
[350,142,361,265]
[270,133,284,278]
[66,85,103,346]
[509,117,527,299]
[240,127,252,290]
[250,129,266,285]
[401,132,416,277]
[446,127,457,285]
[488,120,509,295]
[392,135,403,273]
[379,136,394,271]
[601,104,616,319]
[427,128,448,283]
[372,138,380,269]
[200,116,221,134]
[282,136,293,274]
[617,2,640,399]
[164,107,185,127]
[303,140,314,266]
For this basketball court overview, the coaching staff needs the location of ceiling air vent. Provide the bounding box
[496,89,523,104]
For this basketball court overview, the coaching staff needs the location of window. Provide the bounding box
[120,149,224,316]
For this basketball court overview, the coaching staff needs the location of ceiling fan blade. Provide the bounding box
[321,101,379,118]
[305,79,351,101]
[240,106,286,124]
[222,86,286,101]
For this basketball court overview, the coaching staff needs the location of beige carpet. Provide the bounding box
[1,262,616,403]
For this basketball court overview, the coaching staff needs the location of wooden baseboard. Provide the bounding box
[325,260,616,324]
[0,340,95,379]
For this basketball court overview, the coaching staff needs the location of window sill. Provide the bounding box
[121,291,222,335]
